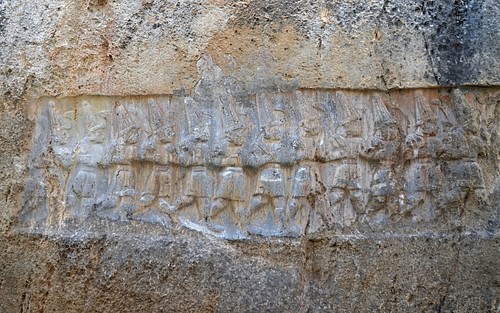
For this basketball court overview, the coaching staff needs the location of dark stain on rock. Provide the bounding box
[0,5,5,34]
[422,0,484,85]
[89,0,108,8]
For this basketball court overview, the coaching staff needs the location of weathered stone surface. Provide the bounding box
[1,0,499,99]
[0,230,498,312]
[1,0,499,312]
[19,87,499,240]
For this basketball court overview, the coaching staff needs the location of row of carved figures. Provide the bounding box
[21,89,493,238]
[22,157,486,238]
[30,89,489,170]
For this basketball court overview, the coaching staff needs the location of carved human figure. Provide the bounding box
[403,93,439,221]
[20,107,51,222]
[435,90,485,160]
[21,172,49,222]
[264,104,303,164]
[149,99,176,144]
[287,165,325,235]
[178,98,211,166]
[48,101,76,169]
[139,169,160,208]
[98,167,136,221]
[456,94,485,205]
[111,102,141,164]
[174,166,214,224]
[67,167,99,218]
[236,93,274,167]
[360,94,401,224]
[256,93,298,164]
[296,91,323,161]
[451,89,486,159]
[209,167,248,237]
[325,160,363,228]
[222,123,250,166]
[193,52,223,103]
[117,99,178,223]
[404,162,444,221]
[48,102,72,144]
[241,135,270,168]
[335,91,363,139]
[248,166,287,236]
[146,98,178,165]
[82,101,108,145]
[263,109,288,142]
[423,158,484,222]
[66,101,109,218]
[219,98,252,167]
[317,91,362,162]
[261,104,287,157]
[433,90,487,211]
[130,166,174,225]
[404,93,437,160]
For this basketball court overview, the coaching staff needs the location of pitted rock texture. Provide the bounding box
[0,229,499,312]
[1,0,499,99]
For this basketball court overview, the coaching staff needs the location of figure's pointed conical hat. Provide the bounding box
[415,93,434,128]
[148,98,164,127]
[335,91,360,124]
[372,94,394,128]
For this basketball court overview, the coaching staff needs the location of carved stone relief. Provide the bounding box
[20,88,497,239]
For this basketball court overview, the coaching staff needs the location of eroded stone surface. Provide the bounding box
[1,0,499,98]
[1,1,499,311]
[20,85,499,239]
[1,230,498,312]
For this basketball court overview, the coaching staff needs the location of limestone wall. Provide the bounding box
[1,0,499,99]
[20,88,498,240]
[0,1,499,312]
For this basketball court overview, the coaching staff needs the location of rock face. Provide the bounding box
[1,0,499,312]
[1,0,499,98]
[21,87,498,240]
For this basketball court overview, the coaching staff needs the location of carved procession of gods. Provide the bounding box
[20,88,491,239]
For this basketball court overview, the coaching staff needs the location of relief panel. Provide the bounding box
[20,88,498,239]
